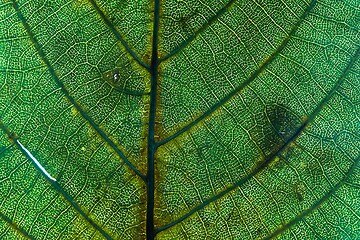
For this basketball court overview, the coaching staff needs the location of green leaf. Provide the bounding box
[0,0,359,239]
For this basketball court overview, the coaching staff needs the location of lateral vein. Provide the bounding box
[16,140,56,182]
[264,155,360,239]
[0,211,35,240]
[89,0,150,70]
[155,43,359,234]
[10,0,146,181]
[159,0,236,62]
[156,0,317,147]
[0,121,113,240]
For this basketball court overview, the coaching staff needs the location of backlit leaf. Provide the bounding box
[0,0,359,239]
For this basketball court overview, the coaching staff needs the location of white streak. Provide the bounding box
[16,140,56,182]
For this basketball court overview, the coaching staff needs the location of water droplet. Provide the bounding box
[113,73,119,82]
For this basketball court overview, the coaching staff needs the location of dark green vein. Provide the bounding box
[0,211,34,240]
[155,120,308,234]
[159,0,236,62]
[89,0,150,70]
[10,0,146,181]
[147,0,161,238]
[52,181,113,240]
[156,0,316,148]
[0,146,8,157]
[0,122,113,240]
[155,42,359,233]
[263,45,360,239]
[264,155,360,240]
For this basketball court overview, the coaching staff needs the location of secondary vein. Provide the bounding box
[159,0,236,62]
[155,42,359,234]
[89,0,150,70]
[264,156,359,239]
[0,121,113,240]
[155,120,308,233]
[156,0,317,148]
[10,0,146,181]
[0,211,35,240]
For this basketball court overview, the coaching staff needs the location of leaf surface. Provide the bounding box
[0,0,359,239]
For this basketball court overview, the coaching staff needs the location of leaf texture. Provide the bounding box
[0,0,359,239]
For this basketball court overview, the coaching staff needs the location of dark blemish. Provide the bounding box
[265,104,303,142]
[296,190,304,202]
[7,132,17,140]
[294,182,305,202]
[144,53,151,64]
[178,10,199,32]
[261,104,302,156]
[251,103,304,172]
[225,209,233,221]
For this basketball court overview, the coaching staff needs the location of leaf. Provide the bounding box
[0,0,359,239]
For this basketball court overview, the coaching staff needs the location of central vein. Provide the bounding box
[147,0,160,239]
